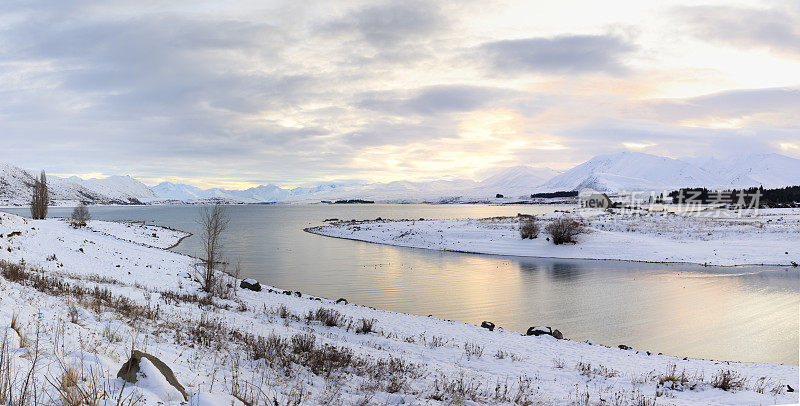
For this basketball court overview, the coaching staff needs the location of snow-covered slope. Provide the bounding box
[0,162,157,205]
[0,163,115,205]
[151,182,349,203]
[694,153,800,188]
[475,166,560,196]
[0,211,796,404]
[150,182,211,201]
[69,175,160,202]
[541,152,724,192]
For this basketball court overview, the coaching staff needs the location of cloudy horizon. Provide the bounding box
[1,0,799,189]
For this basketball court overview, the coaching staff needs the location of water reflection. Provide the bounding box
[1,204,797,364]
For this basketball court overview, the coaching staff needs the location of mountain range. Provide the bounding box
[1,151,799,205]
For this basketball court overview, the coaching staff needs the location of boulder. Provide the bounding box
[618,344,631,350]
[526,326,563,339]
[480,321,495,331]
[117,350,187,401]
[526,326,552,336]
[335,298,348,305]
[239,279,261,292]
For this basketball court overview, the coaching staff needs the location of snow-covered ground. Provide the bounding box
[308,208,800,266]
[0,212,796,405]
[86,219,190,249]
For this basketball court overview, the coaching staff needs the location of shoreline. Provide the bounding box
[304,226,800,268]
[0,212,796,404]
[306,209,800,267]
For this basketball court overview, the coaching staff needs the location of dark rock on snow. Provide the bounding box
[480,321,495,331]
[526,326,563,339]
[240,279,261,291]
[117,350,187,401]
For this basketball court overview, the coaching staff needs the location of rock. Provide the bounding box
[787,385,794,392]
[480,321,495,331]
[526,326,552,336]
[117,350,187,401]
[335,298,348,305]
[239,279,261,292]
[526,326,563,339]
[618,344,631,350]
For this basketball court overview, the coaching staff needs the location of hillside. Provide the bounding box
[541,152,724,192]
[694,153,800,189]
[0,163,158,206]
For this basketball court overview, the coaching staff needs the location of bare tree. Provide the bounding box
[30,170,49,219]
[196,204,231,294]
[71,202,91,227]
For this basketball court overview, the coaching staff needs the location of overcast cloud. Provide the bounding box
[0,0,798,188]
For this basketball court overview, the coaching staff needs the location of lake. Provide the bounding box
[2,204,798,365]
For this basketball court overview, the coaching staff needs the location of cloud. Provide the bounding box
[358,85,521,115]
[642,87,800,125]
[322,1,447,47]
[674,5,800,56]
[478,34,635,75]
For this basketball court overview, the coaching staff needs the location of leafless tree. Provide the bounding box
[71,202,91,227]
[30,170,49,219]
[196,204,231,294]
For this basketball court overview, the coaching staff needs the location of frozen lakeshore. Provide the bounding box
[0,211,797,405]
[307,208,800,267]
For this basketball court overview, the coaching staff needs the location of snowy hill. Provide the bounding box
[150,182,212,201]
[476,166,560,197]
[541,152,724,192]
[0,163,130,205]
[68,175,159,202]
[693,153,800,189]
[0,162,157,206]
[151,182,349,203]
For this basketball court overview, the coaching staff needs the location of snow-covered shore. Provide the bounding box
[0,211,797,405]
[308,208,800,267]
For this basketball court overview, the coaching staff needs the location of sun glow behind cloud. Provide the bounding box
[0,0,799,189]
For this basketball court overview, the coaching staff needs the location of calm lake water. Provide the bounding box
[3,204,798,365]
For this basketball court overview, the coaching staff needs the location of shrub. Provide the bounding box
[70,202,90,227]
[518,216,540,239]
[545,216,585,244]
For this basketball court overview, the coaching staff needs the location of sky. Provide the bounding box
[0,0,798,189]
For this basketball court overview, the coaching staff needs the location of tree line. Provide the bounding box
[665,185,800,206]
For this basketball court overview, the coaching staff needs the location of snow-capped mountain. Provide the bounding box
[477,166,560,196]
[150,182,349,203]
[0,163,138,205]
[541,152,724,192]
[692,153,800,189]
[150,182,211,201]
[68,175,159,202]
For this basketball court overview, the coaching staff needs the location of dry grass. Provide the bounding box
[711,369,747,391]
[306,308,345,327]
[355,318,376,334]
